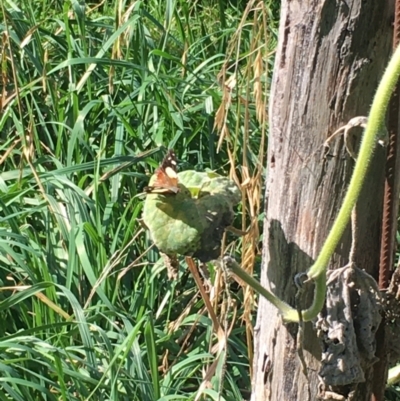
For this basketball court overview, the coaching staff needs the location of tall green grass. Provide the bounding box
[0,0,277,399]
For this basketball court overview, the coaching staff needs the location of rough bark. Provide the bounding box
[252,1,394,400]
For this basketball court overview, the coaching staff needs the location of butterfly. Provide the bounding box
[144,149,180,194]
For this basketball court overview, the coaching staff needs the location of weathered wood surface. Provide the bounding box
[252,1,394,400]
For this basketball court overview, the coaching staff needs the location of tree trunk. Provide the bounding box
[252,1,394,400]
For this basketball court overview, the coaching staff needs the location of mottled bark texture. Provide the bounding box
[252,1,394,400]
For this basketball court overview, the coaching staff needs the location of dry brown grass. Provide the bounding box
[214,0,272,376]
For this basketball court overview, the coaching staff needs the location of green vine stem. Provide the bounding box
[223,256,294,316]
[300,42,400,321]
[226,43,400,323]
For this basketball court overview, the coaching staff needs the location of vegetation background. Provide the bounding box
[4,1,400,400]
[0,0,278,400]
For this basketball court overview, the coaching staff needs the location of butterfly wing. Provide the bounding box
[144,150,180,194]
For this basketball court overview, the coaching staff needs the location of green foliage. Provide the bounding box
[0,0,275,399]
[387,385,400,401]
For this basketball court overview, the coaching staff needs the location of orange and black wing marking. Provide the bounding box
[144,150,180,194]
